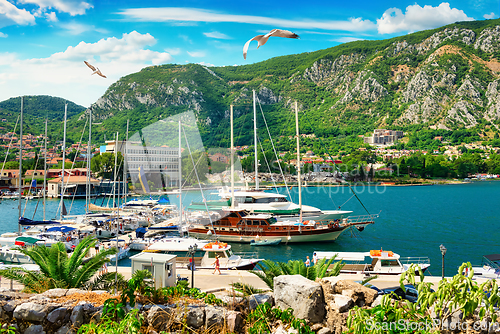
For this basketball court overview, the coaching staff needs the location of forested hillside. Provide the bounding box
[3,19,500,154]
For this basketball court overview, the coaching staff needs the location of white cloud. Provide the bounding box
[0,32,7,38]
[197,61,215,67]
[18,0,93,16]
[118,7,376,32]
[203,31,231,39]
[165,47,181,55]
[484,12,496,19]
[331,37,364,43]
[59,22,94,35]
[377,3,474,34]
[187,51,205,57]
[45,11,57,22]
[0,31,174,106]
[0,0,36,28]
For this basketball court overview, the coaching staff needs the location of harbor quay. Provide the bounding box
[0,267,493,294]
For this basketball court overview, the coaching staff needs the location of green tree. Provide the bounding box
[0,236,117,293]
[91,152,124,179]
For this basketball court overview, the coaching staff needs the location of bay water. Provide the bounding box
[1,181,499,277]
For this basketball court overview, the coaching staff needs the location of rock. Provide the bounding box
[13,302,46,322]
[274,275,325,323]
[248,293,274,311]
[331,295,353,313]
[331,280,378,306]
[55,325,74,334]
[66,289,85,296]
[4,300,21,312]
[41,289,68,298]
[371,295,384,308]
[318,328,332,334]
[220,295,245,307]
[183,305,205,329]
[24,324,45,334]
[226,311,243,333]
[147,305,172,331]
[47,307,68,323]
[205,306,225,330]
[70,305,85,327]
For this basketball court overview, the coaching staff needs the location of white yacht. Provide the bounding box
[315,250,431,275]
[217,187,352,221]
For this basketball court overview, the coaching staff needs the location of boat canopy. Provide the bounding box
[47,226,76,233]
[15,236,41,244]
[19,217,60,226]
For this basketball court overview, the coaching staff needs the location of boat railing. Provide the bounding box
[399,257,431,265]
[233,251,259,260]
[343,214,379,224]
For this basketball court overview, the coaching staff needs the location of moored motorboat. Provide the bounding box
[250,238,281,246]
[468,254,500,279]
[315,250,430,275]
[145,240,261,270]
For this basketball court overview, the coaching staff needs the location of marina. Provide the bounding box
[0,181,498,275]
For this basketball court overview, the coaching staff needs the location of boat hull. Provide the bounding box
[188,228,345,243]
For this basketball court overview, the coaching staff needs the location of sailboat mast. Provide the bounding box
[295,101,302,222]
[112,132,118,208]
[86,106,92,213]
[17,97,23,235]
[178,119,182,225]
[43,118,47,221]
[123,119,129,204]
[253,90,259,190]
[230,105,234,208]
[59,103,67,220]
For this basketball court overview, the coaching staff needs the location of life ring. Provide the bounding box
[66,236,71,242]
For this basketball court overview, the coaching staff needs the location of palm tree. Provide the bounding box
[0,236,117,293]
[250,256,344,291]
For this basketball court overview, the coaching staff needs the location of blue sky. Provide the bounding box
[0,0,498,107]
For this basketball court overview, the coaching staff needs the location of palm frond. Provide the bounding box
[71,247,117,287]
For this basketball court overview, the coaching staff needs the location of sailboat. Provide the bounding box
[199,91,353,220]
[188,101,376,243]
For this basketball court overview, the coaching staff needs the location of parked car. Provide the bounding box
[372,284,421,303]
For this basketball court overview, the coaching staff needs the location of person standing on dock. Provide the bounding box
[313,252,318,265]
[305,256,311,267]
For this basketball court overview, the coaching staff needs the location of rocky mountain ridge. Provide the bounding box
[27,20,500,146]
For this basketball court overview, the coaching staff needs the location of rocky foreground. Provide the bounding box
[0,275,497,333]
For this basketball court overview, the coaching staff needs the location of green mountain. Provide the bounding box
[5,19,500,153]
[0,96,86,143]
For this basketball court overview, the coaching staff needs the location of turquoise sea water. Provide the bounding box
[1,181,499,276]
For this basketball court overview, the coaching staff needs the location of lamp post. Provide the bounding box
[188,244,198,289]
[440,244,447,280]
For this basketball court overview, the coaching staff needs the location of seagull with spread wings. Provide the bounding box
[243,29,299,60]
[84,61,107,78]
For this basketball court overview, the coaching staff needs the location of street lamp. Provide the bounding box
[440,244,447,280]
[188,244,198,289]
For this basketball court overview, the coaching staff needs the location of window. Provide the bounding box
[142,264,155,275]
[165,263,172,278]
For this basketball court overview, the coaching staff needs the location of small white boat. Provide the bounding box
[0,246,33,264]
[469,254,500,279]
[145,240,262,270]
[315,250,430,275]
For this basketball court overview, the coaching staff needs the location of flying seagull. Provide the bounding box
[84,61,106,78]
[243,29,299,60]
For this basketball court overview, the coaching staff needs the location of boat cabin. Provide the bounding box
[316,250,430,275]
[145,241,260,270]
